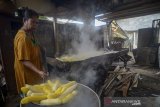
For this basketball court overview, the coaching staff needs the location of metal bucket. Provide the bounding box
[21,83,101,107]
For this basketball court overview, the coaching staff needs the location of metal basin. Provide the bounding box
[56,51,118,63]
[21,83,101,107]
[47,51,121,92]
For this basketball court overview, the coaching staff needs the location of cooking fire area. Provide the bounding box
[46,48,160,107]
[46,50,132,94]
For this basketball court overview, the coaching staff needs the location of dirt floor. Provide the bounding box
[112,61,160,97]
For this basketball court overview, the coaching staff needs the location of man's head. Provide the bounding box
[23,8,39,30]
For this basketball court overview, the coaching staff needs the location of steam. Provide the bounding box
[80,68,97,86]
[73,25,97,53]
[63,23,106,61]
[66,83,100,107]
[50,20,114,87]
[68,64,98,88]
[47,18,117,94]
[48,13,113,107]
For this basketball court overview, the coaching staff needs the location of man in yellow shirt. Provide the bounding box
[14,8,48,93]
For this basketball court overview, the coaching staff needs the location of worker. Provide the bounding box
[14,8,48,93]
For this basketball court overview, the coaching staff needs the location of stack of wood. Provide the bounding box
[99,66,139,97]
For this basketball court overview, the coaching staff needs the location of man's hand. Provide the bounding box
[21,60,49,79]
[38,71,48,79]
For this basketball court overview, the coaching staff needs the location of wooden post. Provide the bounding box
[53,17,60,57]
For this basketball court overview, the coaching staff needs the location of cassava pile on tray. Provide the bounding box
[20,80,78,106]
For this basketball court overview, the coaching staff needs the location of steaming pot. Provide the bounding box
[21,83,101,107]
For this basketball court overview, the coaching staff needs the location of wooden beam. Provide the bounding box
[97,1,160,20]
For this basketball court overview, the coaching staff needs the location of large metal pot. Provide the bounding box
[21,83,101,107]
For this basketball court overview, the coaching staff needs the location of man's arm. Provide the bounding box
[21,60,48,78]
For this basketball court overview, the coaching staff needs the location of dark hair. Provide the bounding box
[23,8,39,21]
[16,7,39,21]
